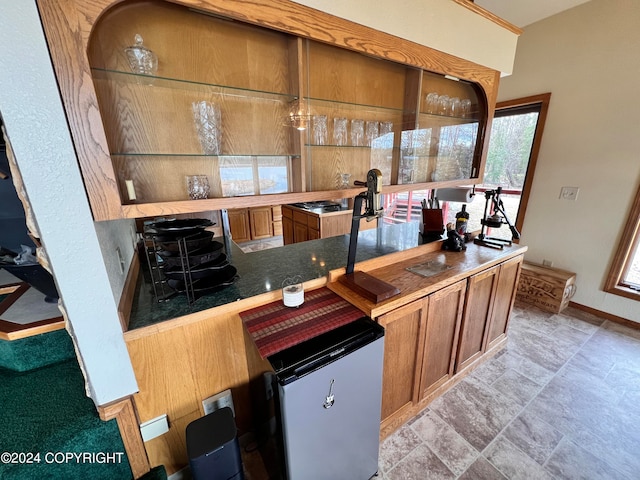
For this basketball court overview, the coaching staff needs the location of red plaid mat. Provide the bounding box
[240,287,364,358]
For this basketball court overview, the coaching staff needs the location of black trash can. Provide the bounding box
[186,407,244,480]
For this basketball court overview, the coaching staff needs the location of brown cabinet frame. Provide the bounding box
[37,0,500,221]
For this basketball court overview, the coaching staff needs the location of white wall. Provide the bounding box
[94,219,137,304]
[294,0,519,74]
[0,1,139,404]
[498,0,640,322]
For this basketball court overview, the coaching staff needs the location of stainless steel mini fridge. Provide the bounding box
[267,317,385,480]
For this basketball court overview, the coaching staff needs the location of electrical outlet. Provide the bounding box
[203,389,234,416]
[560,186,579,201]
[542,259,553,267]
[139,414,169,442]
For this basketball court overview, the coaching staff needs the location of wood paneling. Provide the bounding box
[125,311,253,475]
[378,299,427,426]
[320,213,351,238]
[420,280,466,398]
[125,311,251,424]
[456,265,498,372]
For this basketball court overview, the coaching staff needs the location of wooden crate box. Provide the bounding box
[516,262,576,313]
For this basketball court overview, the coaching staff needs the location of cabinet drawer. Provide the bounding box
[293,210,308,225]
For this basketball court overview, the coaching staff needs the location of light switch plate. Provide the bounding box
[560,186,579,201]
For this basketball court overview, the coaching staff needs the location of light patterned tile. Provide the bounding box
[554,311,602,333]
[560,306,606,328]
[386,444,455,480]
[544,437,628,480]
[507,325,581,372]
[410,410,478,476]
[429,376,521,451]
[567,425,640,480]
[473,350,523,385]
[378,424,422,473]
[458,456,507,480]
[511,352,555,385]
[491,368,541,406]
[550,324,592,347]
[483,436,555,480]
[503,410,564,465]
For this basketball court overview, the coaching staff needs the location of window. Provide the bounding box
[218,156,290,197]
[444,93,551,238]
[605,183,640,301]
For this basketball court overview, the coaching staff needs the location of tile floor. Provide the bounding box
[378,302,640,480]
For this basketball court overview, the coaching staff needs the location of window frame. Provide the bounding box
[605,181,640,301]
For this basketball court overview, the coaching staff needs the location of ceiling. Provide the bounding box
[475,0,593,28]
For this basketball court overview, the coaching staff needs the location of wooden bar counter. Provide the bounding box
[122,222,526,474]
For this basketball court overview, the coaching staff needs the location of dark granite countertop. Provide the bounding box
[128,221,429,330]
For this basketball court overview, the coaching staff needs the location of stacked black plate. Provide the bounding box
[145,218,238,296]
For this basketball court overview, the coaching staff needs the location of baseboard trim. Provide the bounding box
[568,301,639,330]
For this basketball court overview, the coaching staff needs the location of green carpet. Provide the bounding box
[0,358,132,479]
[0,329,76,372]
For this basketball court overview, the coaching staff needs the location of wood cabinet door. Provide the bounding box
[282,216,294,245]
[377,298,428,429]
[420,280,466,399]
[293,221,308,243]
[228,208,251,243]
[485,255,523,351]
[455,265,499,373]
[307,228,320,240]
[249,207,273,240]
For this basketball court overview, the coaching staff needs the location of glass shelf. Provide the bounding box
[418,111,480,123]
[111,153,300,158]
[306,96,405,115]
[91,67,297,103]
[304,144,399,149]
